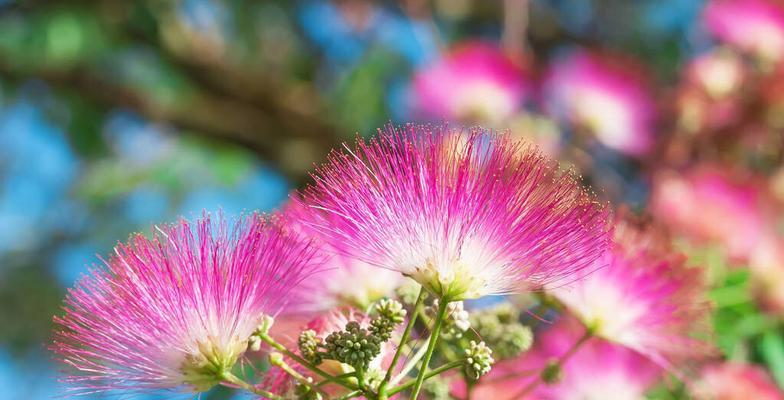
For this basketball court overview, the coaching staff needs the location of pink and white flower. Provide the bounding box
[297,124,612,300]
[691,362,784,400]
[543,51,657,156]
[552,214,714,372]
[51,213,323,394]
[465,318,662,400]
[413,42,529,125]
[704,0,784,62]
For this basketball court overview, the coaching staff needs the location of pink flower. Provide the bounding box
[552,214,714,372]
[297,124,612,300]
[691,362,784,400]
[413,42,529,125]
[282,200,405,310]
[543,51,657,156]
[465,318,662,400]
[704,0,784,61]
[51,213,323,394]
[650,167,769,262]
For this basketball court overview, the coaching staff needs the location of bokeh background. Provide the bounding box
[1,0,783,398]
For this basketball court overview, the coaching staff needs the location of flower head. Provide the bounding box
[691,362,784,400]
[51,213,322,395]
[297,124,611,301]
[704,0,784,62]
[552,213,714,372]
[466,318,662,400]
[283,200,404,310]
[543,51,656,156]
[413,42,529,125]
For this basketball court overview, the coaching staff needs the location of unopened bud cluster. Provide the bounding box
[431,300,470,339]
[370,299,407,341]
[470,304,533,359]
[324,321,382,370]
[465,340,494,379]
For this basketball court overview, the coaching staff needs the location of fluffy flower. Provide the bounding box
[690,362,784,400]
[464,318,662,400]
[650,167,770,262]
[297,124,611,301]
[543,51,656,156]
[552,213,714,372]
[413,42,529,125]
[704,0,784,62]
[51,213,322,395]
[283,200,405,310]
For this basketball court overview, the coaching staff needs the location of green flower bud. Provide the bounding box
[493,324,533,359]
[433,300,470,339]
[298,329,323,365]
[324,321,381,371]
[369,299,407,341]
[422,376,453,400]
[541,359,563,385]
[464,340,494,380]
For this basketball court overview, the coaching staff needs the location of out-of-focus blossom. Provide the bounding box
[687,50,745,99]
[464,318,662,400]
[690,362,784,400]
[508,113,563,157]
[413,42,529,125]
[552,214,714,372]
[704,0,784,62]
[297,124,611,301]
[677,50,746,132]
[651,167,770,261]
[750,235,784,315]
[283,200,404,311]
[543,51,657,156]
[51,214,322,394]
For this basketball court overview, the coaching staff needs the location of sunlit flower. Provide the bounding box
[297,124,611,301]
[543,51,657,156]
[704,0,784,62]
[552,213,714,372]
[283,200,405,310]
[651,167,769,262]
[691,362,784,400]
[51,213,322,395]
[464,318,662,400]
[413,42,529,125]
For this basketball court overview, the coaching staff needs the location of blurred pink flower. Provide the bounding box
[51,213,323,395]
[463,318,662,400]
[686,50,745,99]
[704,0,784,62]
[413,42,529,125]
[691,362,784,400]
[552,214,714,373]
[297,124,611,300]
[543,51,657,156]
[750,234,784,315]
[651,167,770,261]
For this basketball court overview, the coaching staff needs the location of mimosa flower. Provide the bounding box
[464,318,662,400]
[413,42,529,125]
[704,0,784,62]
[691,362,784,400]
[552,214,714,372]
[543,51,657,156]
[297,124,611,301]
[51,213,322,395]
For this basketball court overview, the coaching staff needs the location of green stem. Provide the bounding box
[270,352,328,398]
[377,285,427,399]
[337,389,364,400]
[258,332,360,391]
[390,334,431,385]
[513,328,593,398]
[410,297,449,399]
[221,372,284,399]
[386,360,463,396]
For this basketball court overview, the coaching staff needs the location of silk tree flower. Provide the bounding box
[552,214,714,372]
[677,50,745,132]
[282,200,404,310]
[297,124,611,301]
[690,362,784,400]
[704,0,784,62]
[413,42,529,125]
[543,51,656,156]
[650,167,770,262]
[51,213,323,395]
[462,318,662,400]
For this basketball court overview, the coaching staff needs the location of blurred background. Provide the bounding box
[0,0,783,398]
